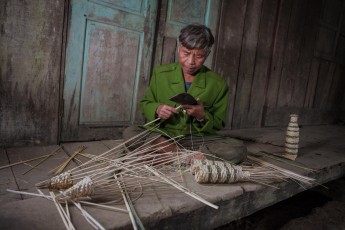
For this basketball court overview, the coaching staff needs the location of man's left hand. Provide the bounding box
[181,98,205,120]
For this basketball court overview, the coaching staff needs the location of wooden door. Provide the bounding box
[61,0,158,141]
[153,0,220,68]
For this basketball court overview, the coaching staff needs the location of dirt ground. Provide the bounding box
[217,177,345,230]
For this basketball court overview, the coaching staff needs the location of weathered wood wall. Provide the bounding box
[0,0,65,146]
[214,0,345,129]
[0,0,344,146]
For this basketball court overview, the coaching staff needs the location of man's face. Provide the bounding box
[178,45,208,76]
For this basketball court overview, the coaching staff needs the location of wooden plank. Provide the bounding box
[0,1,64,146]
[264,106,339,126]
[161,37,177,65]
[277,0,308,107]
[265,0,293,108]
[152,0,169,68]
[327,64,345,108]
[313,61,336,109]
[290,0,322,107]
[62,0,158,141]
[213,0,248,129]
[304,57,321,108]
[247,0,279,127]
[231,0,263,129]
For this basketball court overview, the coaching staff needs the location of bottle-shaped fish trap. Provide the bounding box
[285,114,299,160]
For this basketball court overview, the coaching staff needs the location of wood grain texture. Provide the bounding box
[231,0,263,129]
[265,0,293,108]
[277,0,308,107]
[304,57,321,108]
[0,0,65,146]
[313,61,336,109]
[290,0,322,107]
[214,0,248,129]
[325,64,345,109]
[247,0,279,127]
[161,36,177,65]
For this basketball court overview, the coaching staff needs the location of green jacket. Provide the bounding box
[140,62,229,137]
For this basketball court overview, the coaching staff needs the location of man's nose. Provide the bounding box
[188,54,196,65]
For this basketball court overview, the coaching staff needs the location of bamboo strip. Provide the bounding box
[247,156,315,184]
[72,201,105,230]
[143,105,182,127]
[79,201,128,213]
[22,146,62,175]
[7,189,50,199]
[144,165,219,210]
[122,176,145,230]
[0,154,58,170]
[114,173,138,230]
[53,146,87,175]
[50,192,76,230]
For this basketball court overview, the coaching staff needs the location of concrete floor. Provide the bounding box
[0,125,344,230]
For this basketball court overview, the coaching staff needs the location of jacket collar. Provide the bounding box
[169,63,207,91]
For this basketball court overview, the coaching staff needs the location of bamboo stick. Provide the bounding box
[22,146,62,175]
[50,192,76,230]
[80,201,128,213]
[0,154,58,170]
[122,175,145,230]
[72,201,105,230]
[7,189,50,199]
[144,165,219,210]
[53,146,87,175]
[143,105,181,127]
[114,173,138,230]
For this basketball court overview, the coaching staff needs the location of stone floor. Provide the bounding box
[0,125,344,230]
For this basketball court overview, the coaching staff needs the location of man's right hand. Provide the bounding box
[156,105,178,119]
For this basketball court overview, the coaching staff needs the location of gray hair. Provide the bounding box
[178,24,214,54]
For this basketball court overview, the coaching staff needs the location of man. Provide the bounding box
[124,24,246,164]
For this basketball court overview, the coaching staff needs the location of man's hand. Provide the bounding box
[181,98,205,120]
[156,104,178,119]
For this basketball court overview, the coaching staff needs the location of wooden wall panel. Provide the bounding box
[61,0,158,141]
[80,23,141,124]
[313,61,336,109]
[231,0,263,129]
[277,0,308,107]
[247,0,279,127]
[0,0,65,146]
[328,65,345,108]
[214,0,248,129]
[265,0,293,108]
[161,37,178,64]
[290,0,322,107]
[304,57,321,108]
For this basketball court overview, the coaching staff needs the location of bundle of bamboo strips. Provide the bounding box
[190,155,315,188]
[36,125,201,204]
